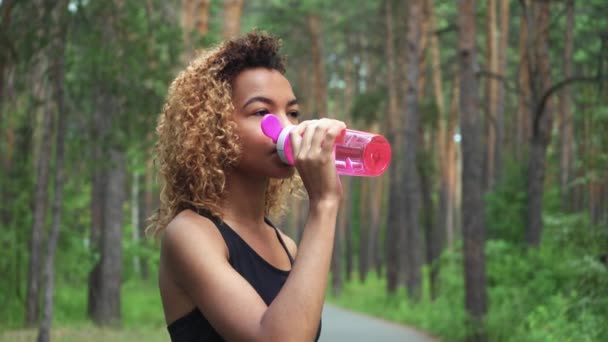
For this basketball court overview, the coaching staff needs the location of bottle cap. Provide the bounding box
[261,114,295,165]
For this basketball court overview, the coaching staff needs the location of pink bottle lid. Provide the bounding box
[261,114,295,165]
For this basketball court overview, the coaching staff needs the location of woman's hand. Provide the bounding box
[289,118,346,205]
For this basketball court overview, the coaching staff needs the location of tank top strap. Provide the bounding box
[196,209,294,266]
[265,217,295,266]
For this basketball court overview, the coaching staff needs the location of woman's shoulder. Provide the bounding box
[161,209,228,262]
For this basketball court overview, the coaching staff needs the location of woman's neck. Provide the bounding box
[222,171,268,228]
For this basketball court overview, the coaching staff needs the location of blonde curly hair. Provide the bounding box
[147,32,301,237]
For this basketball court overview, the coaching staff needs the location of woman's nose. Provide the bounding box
[276,112,293,127]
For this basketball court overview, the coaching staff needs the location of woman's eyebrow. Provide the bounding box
[242,96,299,109]
[242,96,273,109]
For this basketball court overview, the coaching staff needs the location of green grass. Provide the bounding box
[0,277,168,341]
[0,325,168,342]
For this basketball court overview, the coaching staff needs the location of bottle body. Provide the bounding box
[261,114,391,177]
[334,129,391,177]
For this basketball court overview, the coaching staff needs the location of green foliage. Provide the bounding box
[331,211,608,341]
[349,88,387,125]
[485,158,528,243]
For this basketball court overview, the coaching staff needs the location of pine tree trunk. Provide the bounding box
[458,0,488,338]
[369,173,385,278]
[559,0,574,211]
[358,179,369,282]
[26,47,54,329]
[384,0,403,294]
[307,14,327,118]
[525,1,553,247]
[485,0,498,191]
[344,178,353,283]
[516,0,532,161]
[222,0,243,39]
[447,72,460,250]
[402,0,423,300]
[495,0,509,184]
[427,0,447,297]
[196,0,211,35]
[37,2,69,339]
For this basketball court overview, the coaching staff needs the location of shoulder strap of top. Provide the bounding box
[265,218,295,266]
[196,209,294,266]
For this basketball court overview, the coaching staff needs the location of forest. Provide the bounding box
[1,0,607,341]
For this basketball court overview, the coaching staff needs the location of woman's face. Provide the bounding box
[231,67,300,179]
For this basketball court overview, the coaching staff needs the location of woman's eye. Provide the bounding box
[254,109,270,116]
[289,111,300,119]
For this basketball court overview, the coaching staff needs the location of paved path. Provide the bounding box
[319,304,437,342]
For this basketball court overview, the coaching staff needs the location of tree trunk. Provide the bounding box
[344,178,353,283]
[91,149,126,325]
[0,0,16,109]
[525,1,553,247]
[458,0,488,338]
[26,48,54,329]
[331,189,345,295]
[307,14,327,118]
[559,0,574,210]
[485,0,498,190]
[516,0,532,161]
[369,172,385,278]
[222,0,243,39]
[427,0,448,297]
[131,172,141,276]
[37,2,69,340]
[384,0,403,294]
[447,72,460,250]
[196,0,211,35]
[402,0,423,301]
[359,178,370,283]
[494,0,509,184]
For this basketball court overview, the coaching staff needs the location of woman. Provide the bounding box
[148,31,346,341]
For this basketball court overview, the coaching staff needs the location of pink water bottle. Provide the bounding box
[261,114,391,177]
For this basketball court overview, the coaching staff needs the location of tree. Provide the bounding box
[26,0,55,326]
[223,0,244,39]
[458,0,488,338]
[37,2,69,339]
[559,0,574,210]
[524,1,553,247]
[384,0,403,294]
[402,0,424,300]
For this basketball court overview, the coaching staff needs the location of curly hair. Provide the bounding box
[147,31,302,237]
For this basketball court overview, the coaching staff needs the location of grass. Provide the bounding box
[0,277,168,342]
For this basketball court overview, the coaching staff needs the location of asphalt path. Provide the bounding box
[319,304,437,342]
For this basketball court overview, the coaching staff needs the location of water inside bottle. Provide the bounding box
[335,133,391,177]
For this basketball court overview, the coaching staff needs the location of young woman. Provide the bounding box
[148,31,346,341]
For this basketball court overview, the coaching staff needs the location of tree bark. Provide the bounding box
[196,0,211,35]
[458,0,488,338]
[485,0,498,190]
[222,0,243,39]
[384,0,403,294]
[447,71,460,250]
[369,172,385,278]
[427,0,448,297]
[559,0,574,210]
[37,1,69,339]
[26,29,54,328]
[525,1,553,247]
[494,0,509,184]
[88,4,126,324]
[307,14,327,118]
[516,0,532,161]
[402,0,423,301]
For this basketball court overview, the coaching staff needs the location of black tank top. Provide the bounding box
[166,211,321,341]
